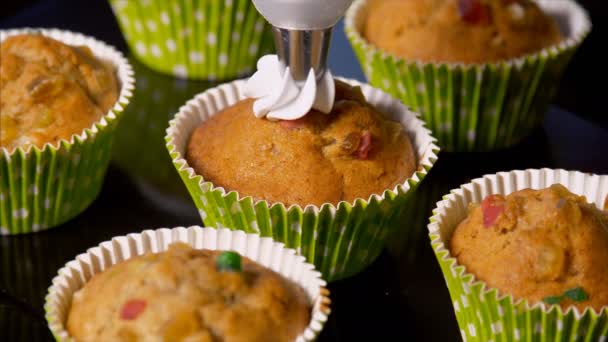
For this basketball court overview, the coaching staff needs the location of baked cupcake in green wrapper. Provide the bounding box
[166,74,439,281]
[109,0,273,80]
[428,169,608,341]
[345,0,591,151]
[45,226,331,341]
[0,28,134,235]
[112,57,212,216]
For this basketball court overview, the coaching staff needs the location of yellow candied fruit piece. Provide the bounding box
[27,76,65,100]
[534,243,566,281]
[37,110,55,128]
[117,327,138,342]
[162,311,201,341]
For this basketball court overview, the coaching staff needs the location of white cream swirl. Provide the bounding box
[244,55,335,121]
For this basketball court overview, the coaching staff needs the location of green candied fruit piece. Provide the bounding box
[542,286,589,305]
[216,251,242,272]
[564,287,588,302]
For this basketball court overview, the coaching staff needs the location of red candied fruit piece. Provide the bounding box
[279,118,307,129]
[120,299,147,320]
[355,130,373,160]
[458,0,492,25]
[481,195,504,227]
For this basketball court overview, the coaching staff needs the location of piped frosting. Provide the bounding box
[244,55,335,121]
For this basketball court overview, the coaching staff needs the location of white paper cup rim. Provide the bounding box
[45,226,331,342]
[345,0,591,70]
[0,27,135,155]
[428,168,608,317]
[165,77,439,213]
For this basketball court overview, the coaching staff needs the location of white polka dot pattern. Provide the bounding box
[110,0,273,80]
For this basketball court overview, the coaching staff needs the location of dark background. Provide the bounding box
[1,1,607,341]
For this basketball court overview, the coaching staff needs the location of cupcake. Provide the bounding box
[364,0,562,64]
[429,169,608,341]
[186,80,417,207]
[0,28,134,235]
[45,226,331,341]
[1,34,118,152]
[109,0,274,80]
[345,0,591,151]
[68,244,311,341]
[166,77,439,281]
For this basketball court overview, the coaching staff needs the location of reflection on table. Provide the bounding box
[111,56,218,219]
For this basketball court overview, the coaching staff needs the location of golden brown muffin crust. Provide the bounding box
[67,243,311,342]
[364,0,563,64]
[186,81,417,207]
[450,185,608,312]
[1,34,118,151]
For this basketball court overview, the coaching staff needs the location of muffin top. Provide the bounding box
[187,81,417,207]
[0,34,119,151]
[450,184,608,312]
[67,243,311,342]
[364,0,563,64]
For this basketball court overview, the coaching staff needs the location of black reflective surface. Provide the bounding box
[1,1,607,341]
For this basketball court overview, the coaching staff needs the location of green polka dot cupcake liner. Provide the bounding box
[166,78,439,281]
[109,0,274,81]
[428,169,608,341]
[345,0,591,152]
[0,28,134,235]
[45,226,331,341]
[112,57,212,216]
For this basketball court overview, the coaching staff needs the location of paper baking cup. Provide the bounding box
[166,78,439,281]
[109,0,273,81]
[345,0,591,151]
[45,226,331,342]
[0,28,134,235]
[428,169,608,341]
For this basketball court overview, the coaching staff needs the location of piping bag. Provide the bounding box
[247,0,354,120]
